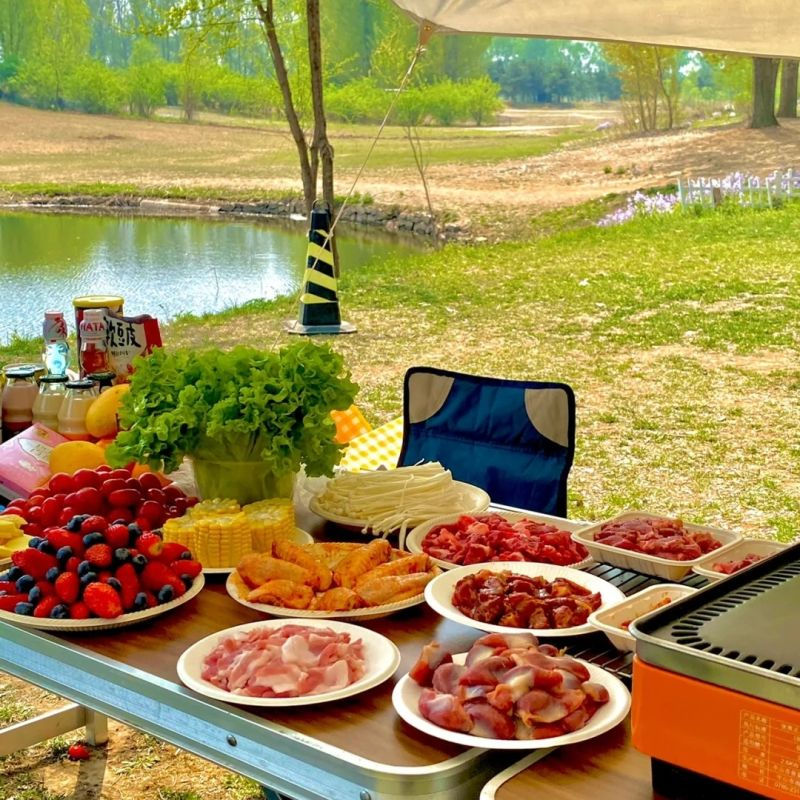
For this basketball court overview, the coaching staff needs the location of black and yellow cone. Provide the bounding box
[285,204,356,335]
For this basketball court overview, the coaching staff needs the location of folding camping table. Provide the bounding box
[0,508,706,800]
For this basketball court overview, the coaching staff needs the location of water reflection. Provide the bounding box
[0,211,419,341]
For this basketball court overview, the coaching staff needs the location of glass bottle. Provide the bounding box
[87,371,117,392]
[57,380,99,441]
[42,310,70,377]
[2,367,38,441]
[79,309,111,378]
[32,375,68,431]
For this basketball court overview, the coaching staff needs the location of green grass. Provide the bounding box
[163,200,800,539]
[155,790,203,800]
[0,775,67,800]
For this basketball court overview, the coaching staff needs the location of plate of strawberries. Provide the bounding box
[0,514,205,631]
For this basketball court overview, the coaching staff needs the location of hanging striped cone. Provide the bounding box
[285,204,356,335]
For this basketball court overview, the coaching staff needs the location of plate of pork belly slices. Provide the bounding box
[226,539,441,620]
[392,632,630,749]
[425,562,625,637]
[178,619,401,707]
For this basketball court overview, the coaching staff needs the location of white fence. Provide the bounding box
[678,169,800,209]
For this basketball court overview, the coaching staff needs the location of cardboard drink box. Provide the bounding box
[0,424,67,501]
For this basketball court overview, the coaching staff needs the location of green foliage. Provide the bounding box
[125,40,166,117]
[65,59,123,113]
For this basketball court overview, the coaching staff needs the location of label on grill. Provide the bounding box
[739,711,800,797]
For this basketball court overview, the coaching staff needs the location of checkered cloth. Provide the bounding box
[331,405,372,444]
[339,416,404,472]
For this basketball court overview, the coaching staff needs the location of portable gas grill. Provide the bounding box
[630,541,800,799]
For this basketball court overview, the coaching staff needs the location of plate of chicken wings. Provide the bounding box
[226,538,441,620]
[392,632,630,749]
[178,618,401,707]
[425,562,625,637]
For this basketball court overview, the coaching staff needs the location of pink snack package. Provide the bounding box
[0,424,68,500]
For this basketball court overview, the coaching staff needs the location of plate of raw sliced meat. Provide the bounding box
[425,562,625,637]
[177,619,401,706]
[392,632,630,749]
[406,511,592,570]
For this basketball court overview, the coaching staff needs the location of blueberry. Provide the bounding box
[114,548,131,564]
[56,545,73,563]
[14,602,34,615]
[157,585,174,603]
[133,592,149,611]
[106,577,122,591]
[82,532,104,547]
[15,575,35,593]
[0,570,10,581]
[127,523,142,538]
[28,586,42,604]
[36,540,55,554]
[181,577,194,590]
[49,604,69,619]
[77,560,92,576]
[112,518,128,526]
[80,572,98,587]
[178,551,192,560]
[4,566,23,582]
[28,537,44,548]
[65,516,83,532]
[45,566,60,582]
[131,554,147,572]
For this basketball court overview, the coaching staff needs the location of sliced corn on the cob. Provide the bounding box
[243,498,295,552]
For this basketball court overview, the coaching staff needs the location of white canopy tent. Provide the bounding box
[390,0,800,59]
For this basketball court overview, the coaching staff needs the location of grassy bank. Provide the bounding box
[6,201,798,540]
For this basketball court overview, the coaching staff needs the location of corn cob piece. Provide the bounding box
[242,498,295,552]
[189,498,240,519]
[192,512,251,568]
[162,516,197,553]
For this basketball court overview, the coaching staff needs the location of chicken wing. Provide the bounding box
[237,553,312,588]
[306,542,362,571]
[273,540,332,591]
[311,587,363,611]
[355,553,430,590]
[334,539,392,588]
[246,579,314,609]
[355,570,435,606]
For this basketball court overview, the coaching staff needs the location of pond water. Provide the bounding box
[0,210,419,342]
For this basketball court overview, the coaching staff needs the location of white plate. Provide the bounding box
[0,573,205,632]
[571,510,742,580]
[309,480,491,533]
[392,653,630,750]
[177,618,400,706]
[202,529,315,575]
[692,537,788,581]
[226,572,427,621]
[406,511,593,571]
[425,562,625,637]
[587,583,697,652]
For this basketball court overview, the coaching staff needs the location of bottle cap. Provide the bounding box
[4,367,37,379]
[39,375,69,384]
[65,380,96,390]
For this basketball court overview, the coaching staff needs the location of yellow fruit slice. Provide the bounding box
[85,384,130,439]
[0,534,31,557]
[49,441,108,475]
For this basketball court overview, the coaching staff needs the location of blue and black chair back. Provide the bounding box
[398,367,576,516]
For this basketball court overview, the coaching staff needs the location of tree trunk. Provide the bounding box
[252,0,315,211]
[306,0,338,271]
[751,57,780,128]
[778,59,798,118]
[654,49,673,129]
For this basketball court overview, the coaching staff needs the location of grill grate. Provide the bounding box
[547,563,708,685]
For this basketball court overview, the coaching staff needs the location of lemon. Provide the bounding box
[49,441,108,475]
[85,383,130,439]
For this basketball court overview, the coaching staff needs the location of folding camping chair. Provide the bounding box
[397,367,576,516]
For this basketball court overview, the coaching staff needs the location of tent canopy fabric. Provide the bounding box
[390,0,800,59]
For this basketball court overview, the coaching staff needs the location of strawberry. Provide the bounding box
[135,532,163,559]
[0,593,29,611]
[85,544,113,569]
[83,583,122,619]
[115,563,140,610]
[141,562,173,593]
[55,572,81,604]
[35,580,55,597]
[105,523,130,549]
[33,596,61,618]
[45,529,84,554]
[80,515,108,535]
[0,581,16,593]
[67,743,91,760]
[69,601,91,619]
[170,559,202,579]
[143,591,158,608]
[11,548,57,580]
[165,574,186,599]
[157,542,191,564]
[98,570,114,582]
[65,556,81,573]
